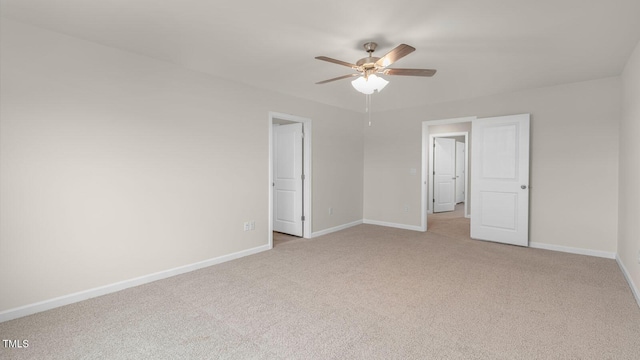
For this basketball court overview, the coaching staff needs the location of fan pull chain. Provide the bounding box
[366,94,372,126]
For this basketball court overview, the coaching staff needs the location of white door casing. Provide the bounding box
[470,114,530,246]
[434,137,456,213]
[456,141,465,203]
[273,123,303,237]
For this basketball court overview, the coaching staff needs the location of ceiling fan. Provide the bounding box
[315,42,436,93]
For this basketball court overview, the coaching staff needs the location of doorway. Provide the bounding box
[421,116,475,232]
[431,133,468,215]
[268,112,312,248]
[428,131,470,237]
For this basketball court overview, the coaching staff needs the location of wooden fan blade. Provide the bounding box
[382,68,437,77]
[316,73,359,84]
[315,56,357,69]
[375,44,415,68]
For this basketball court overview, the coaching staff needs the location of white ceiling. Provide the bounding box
[2,0,640,112]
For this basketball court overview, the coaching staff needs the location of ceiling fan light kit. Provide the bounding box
[315,42,437,95]
[351,74,388,94]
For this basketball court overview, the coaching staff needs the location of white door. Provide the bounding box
[273,123,303,236]
[434,137,456,213]
[455,141,465,203]
[470,114,530,246]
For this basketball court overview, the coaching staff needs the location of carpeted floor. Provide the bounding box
[2,209,640,359]
[273,231,303,247]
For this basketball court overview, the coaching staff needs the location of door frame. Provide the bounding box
[455,140,465,203]
[429,132,469,216]
[421,116,476,231]
[268,112,312,248]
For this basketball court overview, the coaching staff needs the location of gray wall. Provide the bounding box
[619,40,640,299]
[0,19,364,312]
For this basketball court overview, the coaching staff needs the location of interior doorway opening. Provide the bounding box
[268,112,312,249]
[427,129,471,239]
[421,117,475,233]
[430,133,468,215]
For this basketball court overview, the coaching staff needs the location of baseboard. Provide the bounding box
[363,219,425,232]
[311,220,362,238]
[529,242,616,259]
[616,255,640,309]
[0,244,271,323]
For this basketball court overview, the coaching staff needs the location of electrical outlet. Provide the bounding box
[403,205,409,213]
[329,207,333,215]
[250,221,255,230]
[243,222,250,231]
[637,250,640,264]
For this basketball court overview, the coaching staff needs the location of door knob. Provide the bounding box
[521,185,527,189]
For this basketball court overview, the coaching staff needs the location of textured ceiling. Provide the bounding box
[2,0,640,112]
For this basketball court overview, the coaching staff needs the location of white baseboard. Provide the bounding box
[0,244,271,323]
[311,220,362,238]
[616,255,640,309]
[529,242,616,259]
[363,219,426,232]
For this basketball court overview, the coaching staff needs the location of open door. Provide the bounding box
[471,114,530,246]
[434,137,456,213]
[273,123,303,237]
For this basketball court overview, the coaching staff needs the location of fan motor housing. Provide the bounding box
[356,56,380,68]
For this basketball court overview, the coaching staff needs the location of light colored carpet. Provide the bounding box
[428,203,471,239]
[2,217,640,359]
[273,231,302,247]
